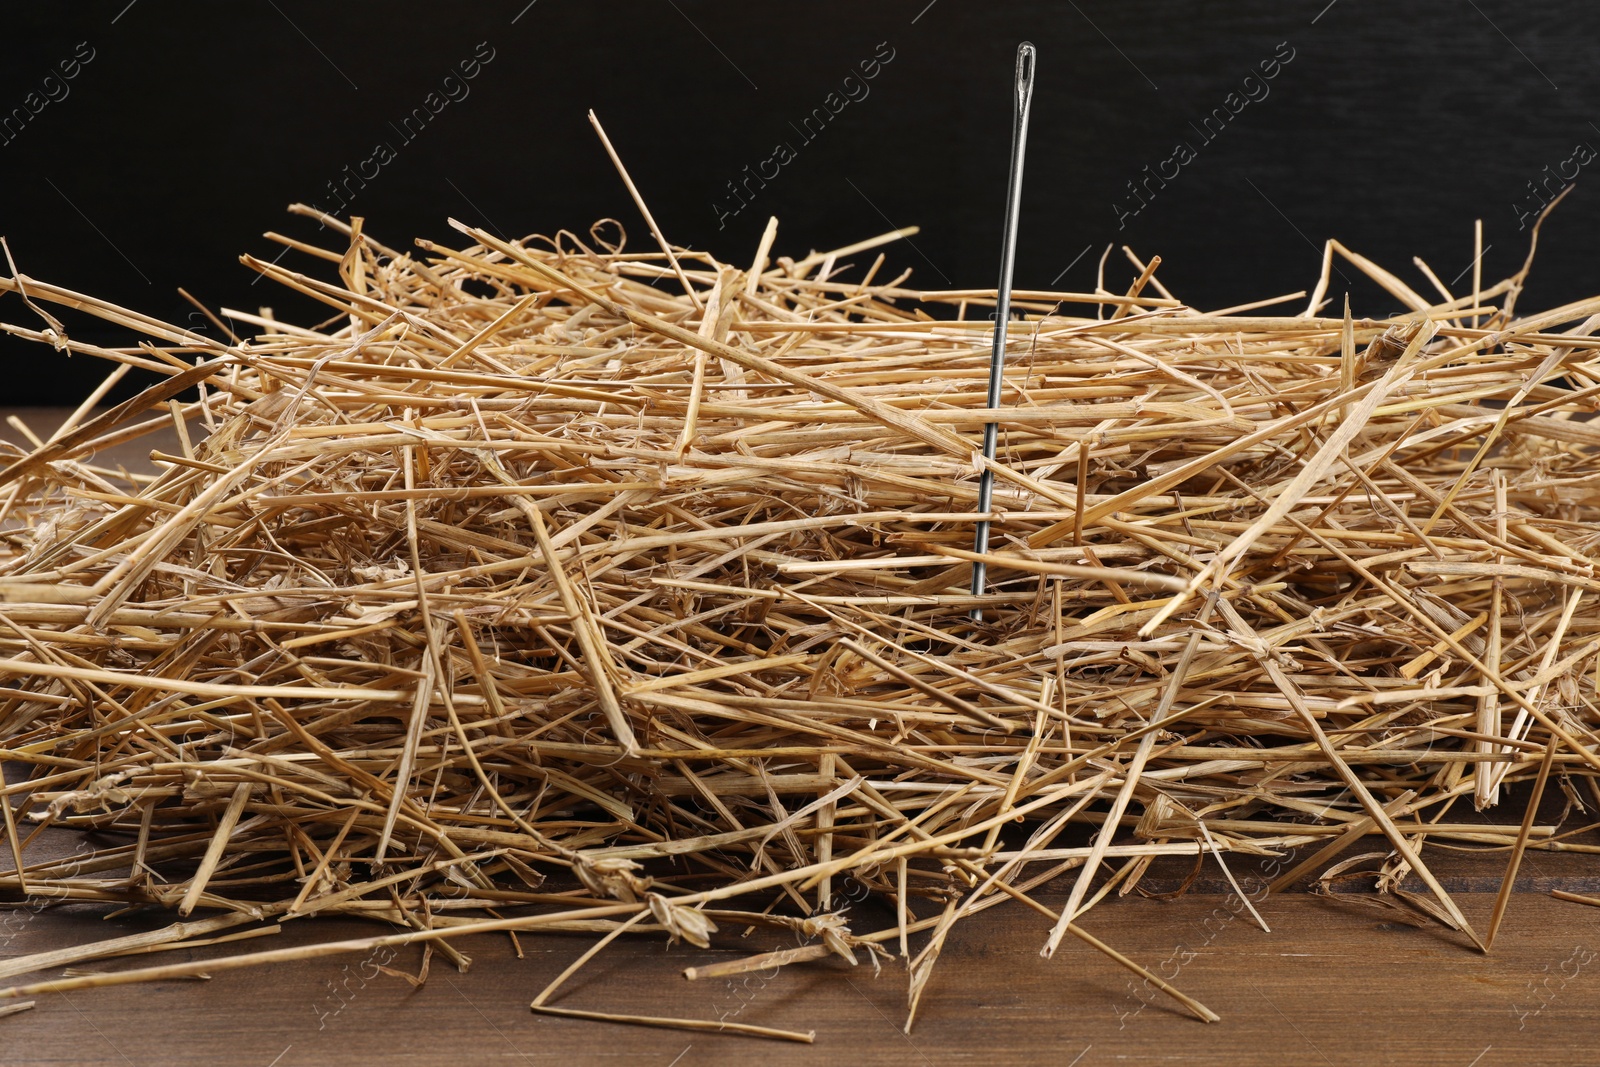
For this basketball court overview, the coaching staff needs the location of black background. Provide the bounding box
[1,1,1596,403]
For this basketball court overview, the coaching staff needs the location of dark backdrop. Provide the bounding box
[1,0,1596,403]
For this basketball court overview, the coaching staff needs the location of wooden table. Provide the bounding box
[5,847,1600,1066]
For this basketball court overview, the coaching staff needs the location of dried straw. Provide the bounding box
[1,198,1598,1035]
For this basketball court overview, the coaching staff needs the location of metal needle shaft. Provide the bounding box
[970,42,1036,622]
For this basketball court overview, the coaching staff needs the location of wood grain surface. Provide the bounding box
[4,886,1599,1067]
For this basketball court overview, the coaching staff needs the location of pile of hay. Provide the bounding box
[1,205,1599,1035]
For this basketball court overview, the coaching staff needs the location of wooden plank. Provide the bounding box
[1,891,1596,1065]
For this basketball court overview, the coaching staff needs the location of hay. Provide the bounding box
[2,200,1600,1033]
